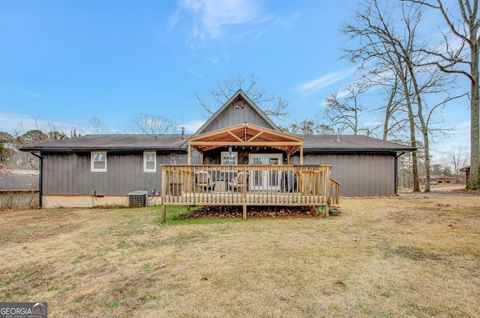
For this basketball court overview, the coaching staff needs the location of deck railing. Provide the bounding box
[160,165,340,208]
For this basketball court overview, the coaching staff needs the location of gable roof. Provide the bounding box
[189,123,303,154]
[194,89,280,135]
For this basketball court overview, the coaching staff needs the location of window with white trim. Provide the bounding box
[91,151,107,172]
[144,151,157,172]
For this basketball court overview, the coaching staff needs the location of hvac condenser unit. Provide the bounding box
[128,191,148,208]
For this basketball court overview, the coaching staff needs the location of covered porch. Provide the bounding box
[160,123,340,222]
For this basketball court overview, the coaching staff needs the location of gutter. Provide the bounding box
[394,152,406,196]
[30,152,42,209]
[303,147,415,153]
[19,147,187,153]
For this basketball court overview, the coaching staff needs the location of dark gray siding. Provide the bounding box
[42,152,187,195]
[42,151,396,197]
[202,102,273,133]
[292,153,396,196]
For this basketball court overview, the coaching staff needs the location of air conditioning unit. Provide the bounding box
[128,191,148,208]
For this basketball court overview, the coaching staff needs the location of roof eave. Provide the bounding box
[19,146,187,152]
[303,147,416,153]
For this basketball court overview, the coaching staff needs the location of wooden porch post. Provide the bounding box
[287,153,291,165]
[300,145,304,165]
[187,142,192,165]
[199,152,203,165]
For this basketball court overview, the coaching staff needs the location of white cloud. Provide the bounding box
[182,120,205,133]
[0,112,91,135]
[173,0,267,40]
[297,67,357,95]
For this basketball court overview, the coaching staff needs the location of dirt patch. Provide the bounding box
[179,206,316,219]
[384,245,443,261]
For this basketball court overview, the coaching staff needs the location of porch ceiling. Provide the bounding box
[188,123,304,154]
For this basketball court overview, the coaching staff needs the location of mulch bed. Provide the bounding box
[179,206,319,219]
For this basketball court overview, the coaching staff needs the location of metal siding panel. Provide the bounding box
[202,102,272,133]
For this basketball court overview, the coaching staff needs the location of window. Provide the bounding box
[144,151,156,172]
[221,151,238,165]
[91,151,107,172]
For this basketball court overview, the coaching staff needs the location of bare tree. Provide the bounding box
[195,74,288,119]
[343,0,448,192]
[283,120,334,135]
[405,0,479,189]
[325,82,369,135]
[450,147,469,183]
[89,117,107,134]
[132,113,177,134]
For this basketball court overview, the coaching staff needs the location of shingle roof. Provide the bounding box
[300,134,414,152]
[20,134,191,151]
[21,133,413,152]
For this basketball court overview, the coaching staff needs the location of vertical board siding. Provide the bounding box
[42,152,395,197]
[202,101,273,133]
[292,153,395,196]
[43,152,187,195]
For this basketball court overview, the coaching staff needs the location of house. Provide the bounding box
[21,90,413,218]
[0,168,39,209]
[419,175,451,185]
[460,166,470,185]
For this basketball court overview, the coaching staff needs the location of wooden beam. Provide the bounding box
[190,141,303,146]
[189,122,304,143]
[187,143,192,165]
[247,131,263,142]
[228,131,243,142]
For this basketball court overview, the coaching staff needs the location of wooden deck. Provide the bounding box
[160,165,340,222]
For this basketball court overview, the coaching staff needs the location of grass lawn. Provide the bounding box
[0,196,479,317]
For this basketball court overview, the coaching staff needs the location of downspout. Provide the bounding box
[31,152,42,208]
[394,152,405,196]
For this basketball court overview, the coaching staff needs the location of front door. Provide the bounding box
[248,153,283,191]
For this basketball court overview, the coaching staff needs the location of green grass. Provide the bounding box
[152,205,242,225]
[106,299,120,308]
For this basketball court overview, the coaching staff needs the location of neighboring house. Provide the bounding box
[460,166,470,185]
[0,169,39,190]
[21,90,413,214]
[0,169,39,210]
[419,175,452,185]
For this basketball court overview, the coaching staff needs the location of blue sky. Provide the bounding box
[0,0,471,161]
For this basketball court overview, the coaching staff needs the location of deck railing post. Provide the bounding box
[242,165,247,221]
[161,166,167,223]
[324,167,330,218]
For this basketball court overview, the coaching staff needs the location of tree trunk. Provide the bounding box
[383,80,397,140]
[406,58,430,192]
[468,33,480,189]
[398,71,420,192]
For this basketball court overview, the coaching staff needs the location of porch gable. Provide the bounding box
[194,89,280,135]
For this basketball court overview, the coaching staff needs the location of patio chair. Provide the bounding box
[195,170,215,192]
[228,171,249,192]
